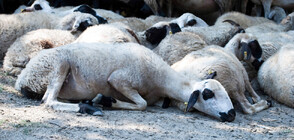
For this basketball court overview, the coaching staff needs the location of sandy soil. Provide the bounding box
[0,67,294,140]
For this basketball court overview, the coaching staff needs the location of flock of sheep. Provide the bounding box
[1,0,294,122]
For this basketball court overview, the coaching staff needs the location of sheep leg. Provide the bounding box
[42,63,102,115]
[261,0,272,18]
[236,92,269,114]
[245,77,261,103]
[107,70,147,110]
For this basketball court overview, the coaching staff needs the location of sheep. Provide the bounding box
[170,33,270,114]
[15,42,235,121]
[74,23,140,44]
[258,44,294,108]
[245,12,294,35]
[0,11,98,59]
[140,13,209,49]
[152,21,245,65]
[24,1,108,24]
[214,12,275,28]
[3,29,78,76]
[241,31,294,81]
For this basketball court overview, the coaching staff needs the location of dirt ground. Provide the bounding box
[0,67,293,140]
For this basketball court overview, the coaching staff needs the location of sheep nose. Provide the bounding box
[219,109,236,122]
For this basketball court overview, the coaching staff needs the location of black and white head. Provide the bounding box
[73,4,108,24]
[145,22,181,45]
[22,0,52,13]
[227,33,263,70]
[186,73,235,122]
[59,12,99,33]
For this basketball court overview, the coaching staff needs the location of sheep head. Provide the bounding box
[145,22,181,45]
[22,0,52,13]
[187,79,235,122]
[225,33,263,70]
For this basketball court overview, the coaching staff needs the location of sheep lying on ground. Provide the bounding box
[171,33,270,114]
[3,29,78,76]
[0,11,98,59]
[245,12,294,35]
[74,23,140,44]
[152,21,244,65]
[15,42,235,122]
[258,44,294,108]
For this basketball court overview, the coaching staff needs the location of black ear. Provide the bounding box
[248,40,262,59]
[185,90,200,112]
[169,23,181,34]
[240,42,252,61]
[145,26,167,45]
[206,71,217,79]
[76,20,91,31]
[202,89,215,100]
[34,4,43,10]
[187,19,197,26]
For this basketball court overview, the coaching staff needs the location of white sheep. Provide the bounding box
[0,11,98,59]
[3,29,78,76]
[214,12,275,28]
[258,44,294,108]
[171,33,270,114]
[74,23,140,44]
[15,42,235,121]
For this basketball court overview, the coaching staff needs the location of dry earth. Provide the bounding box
[0,67,294,140]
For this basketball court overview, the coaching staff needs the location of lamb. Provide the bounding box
[74,23,140,44]
[171,33,270,114]
[15,42,235,122]
[3,29,78,76]
[258,44,294,108]
[0,11,98,59]
[214,12,275,28]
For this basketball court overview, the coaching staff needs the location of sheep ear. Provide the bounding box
[248,40,262,59]
[169,23,181,34]
[206,71,217,79]
[185,90,200,112]
[187,19,197,26]
[240,42,252,61]
[145,26,167,45]
[74,4,108,24]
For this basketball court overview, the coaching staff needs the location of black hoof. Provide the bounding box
[162,97,171,109]
[79,103,103,116]
[92,94,116,107]
[267,100,273,107]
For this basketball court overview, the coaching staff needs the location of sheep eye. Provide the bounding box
[34,4,43,10]
[202,88,215,100]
